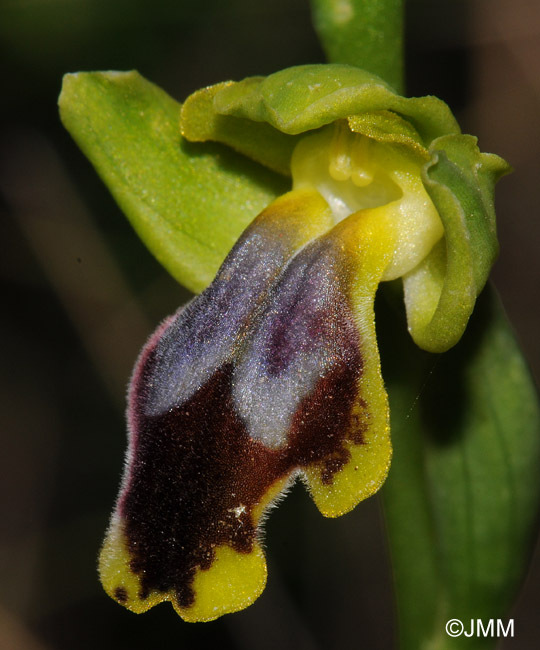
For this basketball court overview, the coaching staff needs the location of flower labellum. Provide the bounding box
[98,65,509,621]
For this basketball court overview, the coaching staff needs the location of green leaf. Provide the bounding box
[310,0,404,93]
[59,70,288,293]
[381,285,540,649]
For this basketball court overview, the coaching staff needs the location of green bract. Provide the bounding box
[180,64,510,352]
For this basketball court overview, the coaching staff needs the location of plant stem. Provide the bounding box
[310,0,404,92]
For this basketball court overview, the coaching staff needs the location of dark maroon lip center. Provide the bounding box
[121,341,364,609]
[112,215,368,611]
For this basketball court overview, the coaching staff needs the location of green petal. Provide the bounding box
[347,110,429,160]
[403,134,511,353]
[180,81,296,177]
[180,64,460,175]
[59,70,287,293]
[214,64,459,142]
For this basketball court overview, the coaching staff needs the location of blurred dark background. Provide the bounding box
[1,1,539,648]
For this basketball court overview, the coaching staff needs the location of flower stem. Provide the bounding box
[310,0,404,92]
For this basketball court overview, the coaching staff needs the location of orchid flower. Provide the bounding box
[71,64,509,622]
